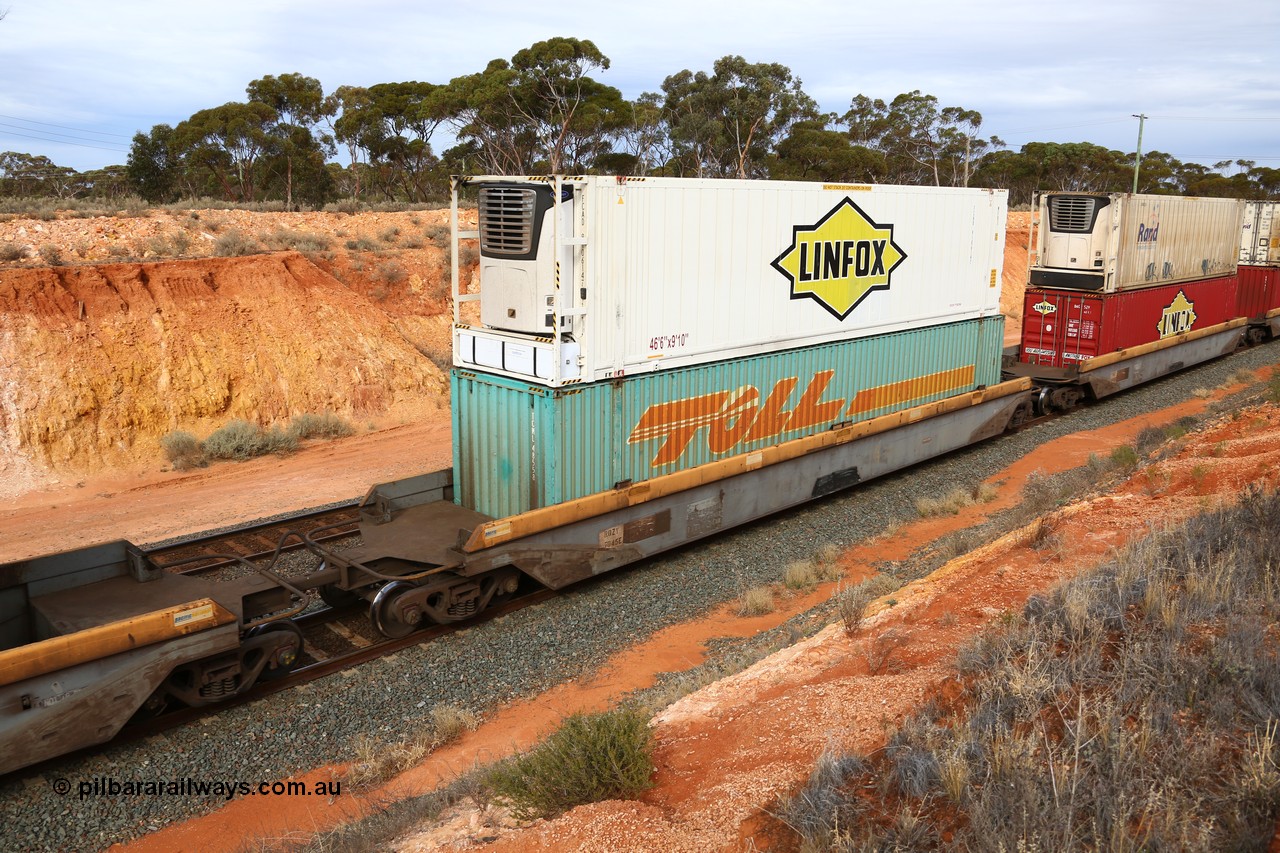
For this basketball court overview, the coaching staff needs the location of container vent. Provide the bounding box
[1048,196,1099,233]
[479,187,537,255]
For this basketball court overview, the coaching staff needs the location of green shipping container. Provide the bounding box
[453,316,1005,518]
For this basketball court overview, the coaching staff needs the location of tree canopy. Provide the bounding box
[4,39,1275,205]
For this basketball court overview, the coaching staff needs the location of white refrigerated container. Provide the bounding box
[453,175,1007,388]
[1031,192,1242,293]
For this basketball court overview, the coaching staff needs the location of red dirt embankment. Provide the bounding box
[0,206,479,501]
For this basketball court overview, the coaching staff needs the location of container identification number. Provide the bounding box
[649,333,689,351]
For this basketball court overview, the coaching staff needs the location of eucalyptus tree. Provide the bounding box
[770,118,887,182]
[246,73,334,207]
[843,91,1001,186]
[126,124,180,202]
[172,101,278,201]
[661,56,818,178]
[444,37,626,175]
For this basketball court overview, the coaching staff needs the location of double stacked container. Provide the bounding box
[452,176,1008,517]
[1239,201,1280,321]
[1020,192,1244,369]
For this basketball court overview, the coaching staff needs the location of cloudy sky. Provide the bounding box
[3,0,1278,176]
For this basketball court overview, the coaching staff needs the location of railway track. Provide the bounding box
[145,502,363,574]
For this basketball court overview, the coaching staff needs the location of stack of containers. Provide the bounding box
[1019,193,1244,369]
[453,176,1009,518]
[1238,200,1280,321]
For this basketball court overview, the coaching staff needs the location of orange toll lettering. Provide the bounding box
[628,390,733,466]
[742,377,800,442]
[706,387,762,453]
[786,370,845,431]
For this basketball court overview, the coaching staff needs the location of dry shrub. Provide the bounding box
[424,223,450,247]
[777,487,1280,852]
[261,227,330,253]
[201,419,297,460]
[289,412,355,440]
[213,229,261,257]
[0,241,26,261]
[783,560,819,591]
[160,430,204,470]
[914,482,996,518]
[374,259,407,285]
[739,586,775,616]
[38,244,63,265]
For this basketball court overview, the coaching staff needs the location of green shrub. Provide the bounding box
[1110,444,1140,469]
[345,236,376,252]
[486,706,654,821]
[289,412,355,440]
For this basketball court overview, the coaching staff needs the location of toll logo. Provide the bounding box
[771,198,906,320]
[1157,290,1197,338]
[1032,300,1057,315]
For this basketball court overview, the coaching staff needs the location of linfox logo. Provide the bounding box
[1032,300,1057,315]
[1137,202,1161,248]
[627,365,974,467]
[771,198,907,320]
[1157,290,1197,338]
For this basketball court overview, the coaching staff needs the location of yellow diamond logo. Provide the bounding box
[1157,290,1197,338]
[771,198,907,320]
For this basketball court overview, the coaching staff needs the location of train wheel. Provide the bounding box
[250,620,304,681]
[370,580,421,639]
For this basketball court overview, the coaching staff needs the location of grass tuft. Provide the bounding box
[739,586,775,616]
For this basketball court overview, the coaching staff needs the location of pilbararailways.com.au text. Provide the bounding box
[55,776,342,801]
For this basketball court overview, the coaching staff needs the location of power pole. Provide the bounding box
[1131,113,1147,194]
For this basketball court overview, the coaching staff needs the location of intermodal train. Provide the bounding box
[1,177,1276,776]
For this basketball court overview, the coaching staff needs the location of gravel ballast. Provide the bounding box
[3,339,1278,852]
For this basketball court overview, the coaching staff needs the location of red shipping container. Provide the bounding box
[1238,264,1280,320]
[1019,275,1238,369]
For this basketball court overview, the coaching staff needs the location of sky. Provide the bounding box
[2,0,1278,176]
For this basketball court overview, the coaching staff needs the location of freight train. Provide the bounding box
[1,178,1277,777]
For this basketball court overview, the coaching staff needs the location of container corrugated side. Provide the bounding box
[1111,196,1241,292]
[1020,277,1238,369]
[454,316,1004,518]
[1238,265,1280,319]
